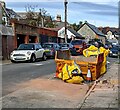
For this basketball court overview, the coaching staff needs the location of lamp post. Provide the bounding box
[64,0,68,43]
[118,0,120,64]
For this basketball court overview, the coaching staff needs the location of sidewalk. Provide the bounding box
[0,60,11,65]
[80,63,119,109]
[1,75,89,108]
[1,62,119,109]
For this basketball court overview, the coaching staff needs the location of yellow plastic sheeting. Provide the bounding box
[99,47,110,75]
[66,76,84,84]
[58,62,84,84]
[83,45,110,75]
[83,45,99,57]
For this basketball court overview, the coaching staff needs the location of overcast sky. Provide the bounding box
[5,0,119,27]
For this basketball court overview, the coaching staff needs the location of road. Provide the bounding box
[2,56,118,97]
[2,59,56,96]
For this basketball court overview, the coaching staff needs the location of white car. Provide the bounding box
[10,43,47,62]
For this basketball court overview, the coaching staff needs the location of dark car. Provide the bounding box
[109,45,120,57]
[59,43,76,55]
[42,42,60,58]
[88,40,105,48]
[70,39,87,55]
[59,43,73,50]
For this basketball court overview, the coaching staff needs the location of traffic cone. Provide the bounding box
[86,69,92,82]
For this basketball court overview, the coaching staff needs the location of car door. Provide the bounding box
[35,44,41,58]
[38,44,44,58]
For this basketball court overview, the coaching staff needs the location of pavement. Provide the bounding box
[0,60,119,109]
[0,60,11,65]
[80,62,119,109]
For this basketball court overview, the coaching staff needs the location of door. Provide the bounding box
[2,35,8,60]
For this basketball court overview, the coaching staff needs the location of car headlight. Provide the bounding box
[10,52,13,56]
[27,51,31,55]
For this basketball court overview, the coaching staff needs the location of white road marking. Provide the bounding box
[29,63,43,66]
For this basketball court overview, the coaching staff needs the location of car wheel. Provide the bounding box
[42,53,47,61]
[30,55,36,62]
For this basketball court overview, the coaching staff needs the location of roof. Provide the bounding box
[53,20,70,28]
[44,27,60,31]
[67,27,83,39]
[6,8,21,18]
[80,22,105,37]
[98,27,120,35]
[55,21,65,28]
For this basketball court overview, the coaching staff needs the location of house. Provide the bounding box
[0,24,14,60]
[98,27,119,45]
[0,1,15,60]
[53,15,70,28]
[1,1,21,25]
[58,27,83,43]
[77,22,106,44]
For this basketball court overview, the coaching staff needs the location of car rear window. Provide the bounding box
[42,44,53,48]
[59,44,69,47]
[71,40,83,45]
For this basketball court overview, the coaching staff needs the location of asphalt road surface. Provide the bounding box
[2,56,118,97]
[2,59,56,96]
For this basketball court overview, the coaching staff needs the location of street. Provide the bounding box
[2,59,56,96]
[1,56,119,108]
[2,57,118,97]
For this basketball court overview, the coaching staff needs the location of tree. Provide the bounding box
[25,4,38,26]
[21,4,55,28]
[70,21,83,31]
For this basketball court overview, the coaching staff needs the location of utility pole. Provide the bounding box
[118,0,120,64]
[64,0,68,43]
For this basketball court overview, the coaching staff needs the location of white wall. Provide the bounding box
[58,27,75,39]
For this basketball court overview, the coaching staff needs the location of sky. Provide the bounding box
[4,0,119,28]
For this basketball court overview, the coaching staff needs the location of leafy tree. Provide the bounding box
[70,21,83,31]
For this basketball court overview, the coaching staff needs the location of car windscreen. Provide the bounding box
[42,44,53,49]
[71,40,83,45]
[17,44,35,50]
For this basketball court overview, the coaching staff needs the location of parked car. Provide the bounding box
[70,39,87,55]
[42,42,60,58]
[88,40,105,48]
[59,43,73,50]
[10,43,47,63]
[109,45,120,57]
[59,43,76,55]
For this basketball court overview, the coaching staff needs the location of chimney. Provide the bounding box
[56,14,61,22]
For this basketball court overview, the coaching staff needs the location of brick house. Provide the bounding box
[77,22,106,44]
[0,24,14,60]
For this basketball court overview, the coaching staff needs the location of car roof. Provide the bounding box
[59,43,70,44]
[43,42,58,44]
[20,43,40,45]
